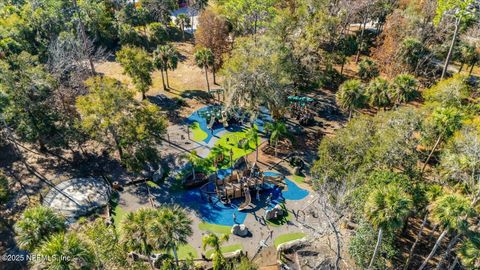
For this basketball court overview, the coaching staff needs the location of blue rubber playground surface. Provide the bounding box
[177,172,309,226]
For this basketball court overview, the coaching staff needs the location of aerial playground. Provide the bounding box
[180,105,309,226]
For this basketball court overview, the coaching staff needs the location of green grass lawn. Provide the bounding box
[191,122,208,142]
[289,175,306,184]
[172,244,198,259]
[205,129,260,170]
[205,244,243,258]
[274,232,306,248]
[198,222,231,235]
[112,205,126,230]
[146,180,160,188]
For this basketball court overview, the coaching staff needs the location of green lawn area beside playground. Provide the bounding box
[289,175,306,185]
[198,222,231,235]
[205,129,260,170]
[191,122,208,142]
[274,232,306,248]
[172,244,198,259]
[205,244,243,258]
[112,205,126,230]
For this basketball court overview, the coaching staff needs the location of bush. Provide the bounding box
[358,59,379,81]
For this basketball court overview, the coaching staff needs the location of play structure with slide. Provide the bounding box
[200,163,287,212]
[199,105,251,130]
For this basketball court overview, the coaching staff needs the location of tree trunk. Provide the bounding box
[173,245,180,267]
[418,228,449,270]
[255,140,259,162]
[448,257,458,270]
[160,70,167,91]
[142,91,146,100]
[109,127,124,161]
[441,16,460,80]
[469,63,475,75]
[165,69,170,88]
[458,62,465,73]
[192,164,196,181]
[404,213,428,270]
[213,65,217,85]
[205,66,210,93]
[355,17,367,64]
[421,132,443,174]
[435,233,461,270]
[368,228,383,270]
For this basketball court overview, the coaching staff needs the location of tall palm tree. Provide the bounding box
[421,107,463,174]
[246,127,259,161]
[364,184,412,270]
[175,14,191,41]
[390,74,418,106]
[121,208,157,269]
[265,121,289,157]
[210,145,226,169]
[336,79,366,119]
[202,233,229,270]
[33,232,95,269]
[153,44,179,91]
[187,150,200,181]
[14,206,66,251]
[366,77,391,110]
[194,47,214,93]
[149,205,193,267]
[418,193,474,270]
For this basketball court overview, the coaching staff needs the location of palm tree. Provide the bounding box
[210,145,226,169]
[265,121,289,157]
[149,205,193,267]
[390,74,418,106]
[202,233,229,270]
[153,44,179,91]
[246,127,259,161]
[14,206,66,251]
[33,232,95,269]
[364,184,412,270]
[366,77,391,110]
[336,79,366,119]
[418,193,474,270]
[187,150,200,181]
[421,107,463,174]
[121,208,157,269]
[458,235,480,269]
[175,14,191,41]
[194,47,214,93]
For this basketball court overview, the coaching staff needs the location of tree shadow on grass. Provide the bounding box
[181,90,213,103]
[148,94,188,124]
